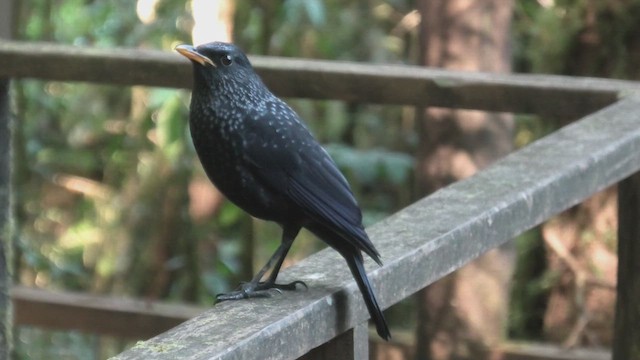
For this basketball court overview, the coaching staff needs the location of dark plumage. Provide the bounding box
[176,42,390,340]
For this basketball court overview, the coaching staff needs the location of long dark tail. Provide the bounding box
[345,251,391,340]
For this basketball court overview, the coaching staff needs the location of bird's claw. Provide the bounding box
[273,280,307,291]
[215,280,307,303]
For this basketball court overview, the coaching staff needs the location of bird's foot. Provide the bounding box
[216,280,307,302]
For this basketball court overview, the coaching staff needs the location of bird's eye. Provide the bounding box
[221,55,232,66]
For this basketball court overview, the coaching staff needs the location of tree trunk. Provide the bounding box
[191,0,235,45]
[415,1,515,359]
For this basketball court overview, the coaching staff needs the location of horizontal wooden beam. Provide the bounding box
[499,342,610,360]
[112,97,640,359]
[12,286,206,339]
[1,40,640,117]
[369,332,610,360]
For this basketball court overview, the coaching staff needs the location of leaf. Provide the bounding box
[302,0,326,26]
[217,202,245,228]
[284,0,326,27]
[324,144,413,185]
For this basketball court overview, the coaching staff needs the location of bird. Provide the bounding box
[176,42,390,340]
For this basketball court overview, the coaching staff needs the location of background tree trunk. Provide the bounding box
[191,0,235,45]
[414,1,515,359]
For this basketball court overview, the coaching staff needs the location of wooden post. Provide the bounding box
[0,0,14,358]
[613,172,640,360]
[301,323,368,360]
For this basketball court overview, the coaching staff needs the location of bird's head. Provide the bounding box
[176,42,258,91]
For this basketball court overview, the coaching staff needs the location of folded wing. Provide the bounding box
[242,111,381,264]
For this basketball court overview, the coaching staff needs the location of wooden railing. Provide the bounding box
[11,286,206,339]
[1,40,639,360]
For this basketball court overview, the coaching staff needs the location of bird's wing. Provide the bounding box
[241,111,381,262]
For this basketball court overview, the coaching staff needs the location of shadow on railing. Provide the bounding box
[1,40,639,360]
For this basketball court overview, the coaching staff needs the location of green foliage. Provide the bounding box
[513,1,584,73]
[16,327,130,360]
[285,0,327,27]
[326,144,413,186]
[326,144,414,225]
[235,0,415,61]
[508,229,551,340]
[514,0,640,79]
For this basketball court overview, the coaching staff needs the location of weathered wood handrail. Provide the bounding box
[111,96,640,359]
[2,40,640,117]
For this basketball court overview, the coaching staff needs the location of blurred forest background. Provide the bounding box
[6,0,640,359]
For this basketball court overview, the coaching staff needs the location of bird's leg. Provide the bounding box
[216,225,306,302]
[259,236,307,292]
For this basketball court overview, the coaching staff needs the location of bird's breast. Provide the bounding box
[189,112,242,178]
[188,107,292,222]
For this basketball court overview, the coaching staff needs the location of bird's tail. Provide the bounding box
[344,251,391,341]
